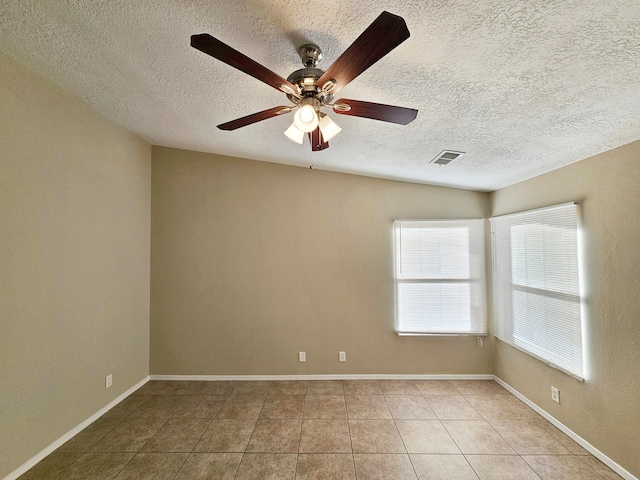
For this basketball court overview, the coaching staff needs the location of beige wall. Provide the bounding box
[150,146,491,376]
[0,53,151,477]
[490,140,640,477]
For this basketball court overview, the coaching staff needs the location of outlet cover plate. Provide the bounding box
[298,352,306,363]
[105,374,113,389]
[551,386,560,404]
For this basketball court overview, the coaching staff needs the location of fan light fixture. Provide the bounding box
[318,114,341,141]
[293,104,319,132]
[284,123,305,144]
[285,109,342,144]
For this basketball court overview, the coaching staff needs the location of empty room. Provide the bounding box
[1,1,639,479]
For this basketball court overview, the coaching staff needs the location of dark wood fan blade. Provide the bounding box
[217,106,292,131]
[333,99,418,125]
[308,127,329,151]
[317,12,410,95]
[191,34,298,94]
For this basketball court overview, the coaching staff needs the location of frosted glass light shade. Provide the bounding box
[284,123,304,144]
[318,115,342,141]
[293,105,318,132]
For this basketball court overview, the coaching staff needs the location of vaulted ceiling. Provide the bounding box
[1,0,639,191]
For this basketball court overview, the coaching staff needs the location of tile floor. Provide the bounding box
[18,380,623,479]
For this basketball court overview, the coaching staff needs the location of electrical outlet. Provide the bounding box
[477,337,483,347]
[339,351,346,362]
[298,352,306,363]
[551,386,560,404]
[105,374,113,389]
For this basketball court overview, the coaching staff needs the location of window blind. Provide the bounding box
[490,203,584,379]
[394,219,487,335]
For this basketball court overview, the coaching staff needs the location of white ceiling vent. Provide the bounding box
[430,150,465,165]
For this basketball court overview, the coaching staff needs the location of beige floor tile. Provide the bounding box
[343,380,383,395]
[57,417,122,452]
[579,456,624,480]
[138,380,197,395]
[414,381,459,395]
[269,380,308,395]
[295,453,356,479]
[523,454,606,479]
[91,417,167,452]
[141,418,211,452]
[441,420,515,454]
[173,395,227,418]
[425,395,482,420]
[173,453,242,479]
[465,454,540,480]
[304,394,347,419]
[306,380,344,394]
[534,420,591,455]
[216,394,266,419]
[504,396,542,419]
[18,452,82,480]
[101,395,151,419]
[128,395,189,418]
[353,453,418,479]
[450,381,509,395]
[193,418,256,452]
[489,419,570,454]
[60,452,135,480]
[231,381,272,395]
[345,394,392,419]
[385,395,437,419]
[233,453,297,480]
[199,381,237,396]
[395,420,460,454]
[299,420,352,453]
[410,454,479,479]
[378,380,421,394]
[349,419,406,453]
[114,452,187,479]
[260,395,305,419]
[246,419,302,452]
[465,395,532,420]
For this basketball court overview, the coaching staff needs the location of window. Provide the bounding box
[491,203,584,379]
[394,219,487,335]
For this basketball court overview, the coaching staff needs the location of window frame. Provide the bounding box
[393,219,487,336]
[490,202,584,380]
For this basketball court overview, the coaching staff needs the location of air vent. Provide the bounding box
[430,150,464,165]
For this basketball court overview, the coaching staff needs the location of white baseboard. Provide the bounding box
[3,376,150,480]
[149,373,495,381]
[493,377,637,480]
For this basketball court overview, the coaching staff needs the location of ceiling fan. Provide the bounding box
[191,11,418,151]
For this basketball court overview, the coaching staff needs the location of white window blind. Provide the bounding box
[491,203,584,379]
[394,219,486,335]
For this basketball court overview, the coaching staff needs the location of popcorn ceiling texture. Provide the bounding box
[1,0,639,191]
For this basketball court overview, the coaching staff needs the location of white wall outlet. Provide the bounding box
[476,337,483,347]
[339,351,346,362]
[298,352,306,363]
[551,386,560,404]
[105,374,113,389]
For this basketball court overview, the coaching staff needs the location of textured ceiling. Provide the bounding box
[1,0,639,191]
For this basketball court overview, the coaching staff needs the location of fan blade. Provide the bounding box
[217,106,292,131]
[317,11,410,95]
[308,127,329,151]
[333,99,417,125]
[191,34,298,95]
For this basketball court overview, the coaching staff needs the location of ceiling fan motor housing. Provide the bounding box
[286,67,333,103]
